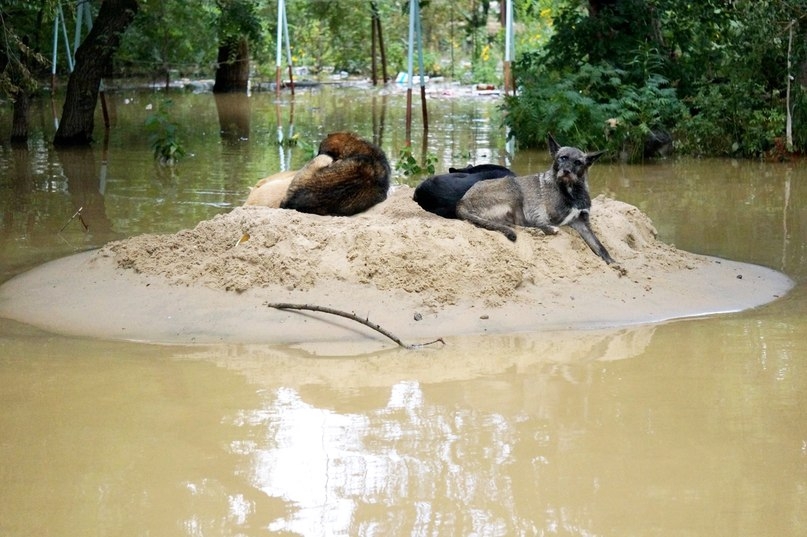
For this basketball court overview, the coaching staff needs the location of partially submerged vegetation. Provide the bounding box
[503,0,807,161]
[2,0,806,160]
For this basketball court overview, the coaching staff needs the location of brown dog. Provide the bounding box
[243,154,333,207]
[280,132,391,216]
[243,170,296,207]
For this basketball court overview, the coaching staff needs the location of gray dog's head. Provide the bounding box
[547,134,605,188]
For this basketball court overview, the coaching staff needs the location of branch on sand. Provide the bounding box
[266,302,445,349]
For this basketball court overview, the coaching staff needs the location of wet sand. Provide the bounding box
[0,187,794,346]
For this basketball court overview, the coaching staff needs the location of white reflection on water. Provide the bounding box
[236,381,523,536]
[247,386,369,534]
[187,326,661,534]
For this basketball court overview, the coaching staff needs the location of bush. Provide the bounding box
[145,100,185,166]
[504,0,807,159]
[676,80,785,157]
[503,61,684,161]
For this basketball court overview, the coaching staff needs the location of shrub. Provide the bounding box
[503,61,684,161]
[676,80,784,157]
[145,100,185,166]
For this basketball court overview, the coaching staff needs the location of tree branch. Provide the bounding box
[266,302,444,349]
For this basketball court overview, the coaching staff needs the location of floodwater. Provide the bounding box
[1,86,806,536]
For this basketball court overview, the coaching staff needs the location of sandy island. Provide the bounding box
[0,186,794,346]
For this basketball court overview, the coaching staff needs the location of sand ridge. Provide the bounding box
[0,186,793,345]
[101,187,687,307]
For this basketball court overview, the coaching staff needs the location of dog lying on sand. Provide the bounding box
[456,134,614,264]
[244,132,390,216]
[413,163,515,218]
[281,132,390,216]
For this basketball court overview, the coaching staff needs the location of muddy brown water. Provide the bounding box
[1,86,806,536]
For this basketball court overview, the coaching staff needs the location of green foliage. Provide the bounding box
[145,100,185,166]
[290,0,377,75]
[470,43,501,84]
[505,0,807,158]
[275,133,299,148]
[676,80,787,158]
[395,145,437,177]
[118,2,219,77]
[217,0,263,44]
[503,60,607,150]
[0,0,54,99]
[608,74,686,161]
[504,60,684,160]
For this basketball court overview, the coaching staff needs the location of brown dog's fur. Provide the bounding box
[243,154,334,208]
[280,132,391,216]
[243,170,296,207]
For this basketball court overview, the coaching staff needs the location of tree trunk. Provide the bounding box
[53,0,139,146]
[10,90,30,145]
[3,31,40,145]
[213,36,250,93]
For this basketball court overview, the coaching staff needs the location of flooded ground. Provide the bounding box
[1,86,806,536]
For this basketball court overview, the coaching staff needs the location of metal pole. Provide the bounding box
[275,0,284,97]
[504,0,514,94]
[406,0,415,145]
[52,8,59,92]
[58,4,74,72]
[371,10,378,85]
[74,1,84,53]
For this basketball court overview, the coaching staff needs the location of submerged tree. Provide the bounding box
[53,0,139,146]
[212,0,262,93]
[0,1,49,144]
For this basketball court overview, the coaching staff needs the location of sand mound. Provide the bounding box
[0,186,793,345]
[102,187,681,306]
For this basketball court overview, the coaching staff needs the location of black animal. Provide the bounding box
[456,134,614,264]
[413,163,514,218]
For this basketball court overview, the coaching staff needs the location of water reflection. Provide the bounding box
[214,93,251,142]
[1,303,806,536]
[55,144,113,237]
[593,158,807,280]
[171,316,807,536]
[2,88,807,536]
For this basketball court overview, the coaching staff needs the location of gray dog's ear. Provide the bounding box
[585,150,606,166]
[547,133,560,157]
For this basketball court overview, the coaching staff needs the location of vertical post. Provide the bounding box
[58,4,74,72]
[415,0,428,133]
[786,20,795,151]
[369,1,387,85]
[74,1,84,54]
[376,5,388,84]
[405,0,416,145]
[276,0,284,97]
[504,0,514,95]
[282,2,294,95]
[371,7,378,85]
[52,8,60,93]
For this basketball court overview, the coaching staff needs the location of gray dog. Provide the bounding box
[456,134,614,264]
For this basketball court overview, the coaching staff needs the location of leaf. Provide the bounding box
[234,233,250,247]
